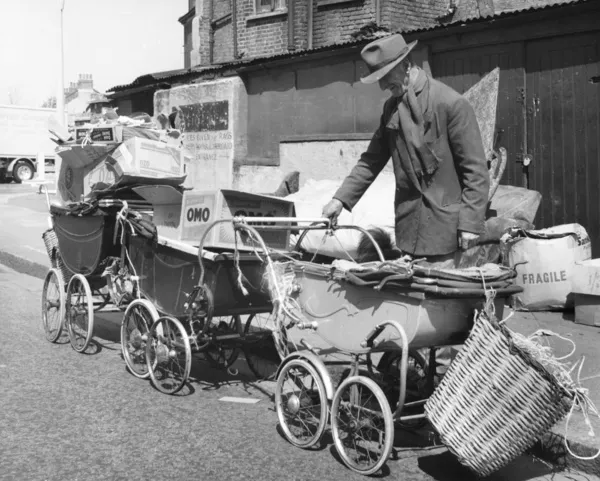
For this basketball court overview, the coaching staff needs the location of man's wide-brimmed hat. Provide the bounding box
[360,33,418,84]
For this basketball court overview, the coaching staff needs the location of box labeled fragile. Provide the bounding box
[132,186,293,250]
[506,223,592,311]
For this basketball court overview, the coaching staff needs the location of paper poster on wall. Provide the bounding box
[178,101,229,132]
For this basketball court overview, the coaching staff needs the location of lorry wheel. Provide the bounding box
[13,161,34,183]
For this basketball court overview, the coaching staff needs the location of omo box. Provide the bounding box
[134,185,294,250]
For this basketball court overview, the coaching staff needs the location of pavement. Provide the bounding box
[1,183,599,478]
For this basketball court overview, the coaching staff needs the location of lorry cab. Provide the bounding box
[0,157,38,183]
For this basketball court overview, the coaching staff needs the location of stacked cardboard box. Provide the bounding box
[57,136,187,202]
[572,259,600,327]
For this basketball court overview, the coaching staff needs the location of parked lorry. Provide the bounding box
[0,105,59,183]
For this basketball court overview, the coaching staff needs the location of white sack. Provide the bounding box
[506,223,592,311]
[287,174,396,259]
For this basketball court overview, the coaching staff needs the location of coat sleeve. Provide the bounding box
[333,112,391,211]
[447,96,490,234]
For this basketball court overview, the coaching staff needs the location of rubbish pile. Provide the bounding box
[50,114,189,207]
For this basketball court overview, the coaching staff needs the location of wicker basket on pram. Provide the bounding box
[42,228,72,283]
[424,293,574,477]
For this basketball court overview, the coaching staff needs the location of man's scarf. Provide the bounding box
[393,69,439,182]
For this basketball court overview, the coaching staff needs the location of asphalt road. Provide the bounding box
[0,182,597,481]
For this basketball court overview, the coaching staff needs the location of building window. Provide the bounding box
[255,0,286,14]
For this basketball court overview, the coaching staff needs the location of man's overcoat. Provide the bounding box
[334,77,490,256]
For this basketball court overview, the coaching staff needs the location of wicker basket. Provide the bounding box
[42,228,72,283]
[424,309,573,477]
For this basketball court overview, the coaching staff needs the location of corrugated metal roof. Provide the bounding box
[107,0,591,92]
[404,0,590,32]
[107,39,368,92]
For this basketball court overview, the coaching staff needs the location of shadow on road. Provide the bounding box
[418,449,556,481]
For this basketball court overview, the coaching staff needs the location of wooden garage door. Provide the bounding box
[432,43,526,187]
[526,32,600,253]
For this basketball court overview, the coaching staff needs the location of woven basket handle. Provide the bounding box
[528,329,576,361]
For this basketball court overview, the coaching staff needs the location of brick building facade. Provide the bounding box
[180,0,451,68]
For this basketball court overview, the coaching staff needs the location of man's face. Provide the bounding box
[378,63,409,97]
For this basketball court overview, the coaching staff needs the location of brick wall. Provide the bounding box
[192,0,448,66]
[313,0,375,47]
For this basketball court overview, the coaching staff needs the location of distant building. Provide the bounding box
[64,74,108,126]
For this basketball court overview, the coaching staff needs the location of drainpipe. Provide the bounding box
[209,0,214,64]
[288,0,295,51]
[307,0,313,49]
[233,0,238,58]
[375,0,381,26]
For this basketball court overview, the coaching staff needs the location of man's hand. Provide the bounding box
[458,230,479,251]
[322,198,344,225]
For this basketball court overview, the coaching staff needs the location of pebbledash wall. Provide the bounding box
[154,77,247,191]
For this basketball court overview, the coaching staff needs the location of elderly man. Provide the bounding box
[322,33,489,264]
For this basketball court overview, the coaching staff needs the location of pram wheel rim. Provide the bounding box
[121,299,159,379]
[275,358,328,449]
[146,316,191,395]
[331,375,394,475]
[42,268,66,343]
[66,274,94,353]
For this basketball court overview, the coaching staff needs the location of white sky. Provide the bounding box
[0,0,188,107]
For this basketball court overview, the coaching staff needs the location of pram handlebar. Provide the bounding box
[233,216,332,226]
[195,217,387,286]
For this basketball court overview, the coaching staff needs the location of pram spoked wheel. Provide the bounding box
[41,268,66,343]
[121,299,159,379]
[146,316,191,395]
[275,358,328,448]
[204,316,241,369]
[331,376,394,475]
[243,313,287,381]
[65,274,94,353]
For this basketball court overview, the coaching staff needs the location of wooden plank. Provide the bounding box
[432,42,526,188]
[294,60,355,136]
[353,59,388,133]
[526,32,600,254]
[551,47,564,227]
[425,5,600,54]
[246,69,296,165]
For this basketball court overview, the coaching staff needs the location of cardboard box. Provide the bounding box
[74,125,123,144]
[574,293,600,327]
[133,186,294,250]
[57,137,187,202]
[572,258,600,296]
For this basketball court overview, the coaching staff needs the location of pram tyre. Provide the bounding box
[204,315,242,369]
[146,316,191,395]
[275,358,328,449]
[331,375,394,475]
[66,274,94,353]
[42,268,65,343]
[243,312,286,381]
[121,299,159,379]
